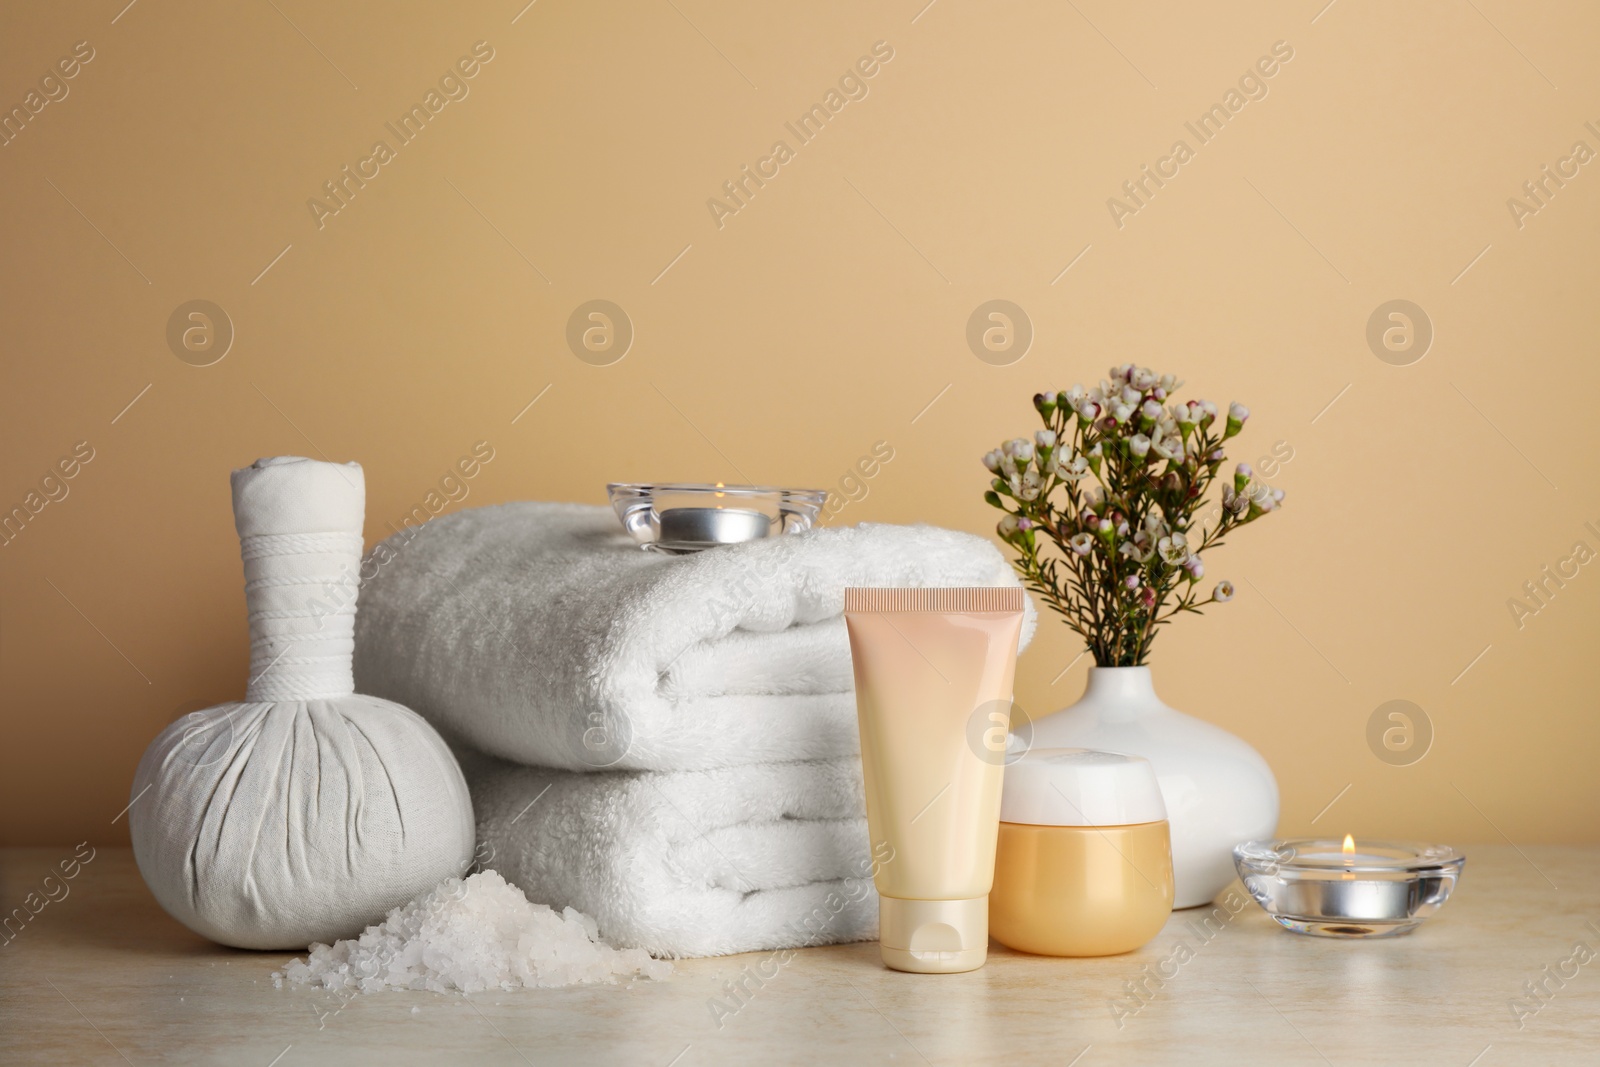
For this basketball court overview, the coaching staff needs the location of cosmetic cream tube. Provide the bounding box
[844,586,1025,974]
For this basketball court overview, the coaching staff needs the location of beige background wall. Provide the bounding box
[1,1,1596,846]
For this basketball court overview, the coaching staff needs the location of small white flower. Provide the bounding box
[1196,399,1217,421]
[1173,403,1198,426]
[1086,486,1106,508]
[1183,555,1204,579]
[1121,385,1142,407]
[1236,462,1253,479]
[1245,483,1275,512]
[1019,470,1042,500]
[1272,487,1286,504]
[1158,533,1188,564]
[997,514,1020,536]
[1076,399,1102,421]
[1035,429,1057,449]
[982,450,1003,472]
[1128,433,1152,457]
[1069,532,1094,556]
[1151,429,1184,461]
[1229,402,1250,422]
[1159,373,1183,392]
[1062,384,1086,405]
[1124,574,1141,590]
[1214,580,1235,602]
[1112,403,1134,424]
[1012,439,1034,461]
[1131,368,1157,390]
[1141,399,1163,421]
[1055,454,1090,481]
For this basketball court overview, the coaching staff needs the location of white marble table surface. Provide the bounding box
[2,845,1596,1065]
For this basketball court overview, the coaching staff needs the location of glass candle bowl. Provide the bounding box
[1233,838,1465,939]
[607,483,827,554]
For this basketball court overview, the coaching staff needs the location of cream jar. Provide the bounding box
[990,748,1173,956]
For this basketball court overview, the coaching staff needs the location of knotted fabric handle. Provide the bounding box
[230,457,366,702]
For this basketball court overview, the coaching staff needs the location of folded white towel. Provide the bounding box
[464,750,880,958]
[354,503,1033,772]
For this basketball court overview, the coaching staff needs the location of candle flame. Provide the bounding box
[1342,834,1356,857]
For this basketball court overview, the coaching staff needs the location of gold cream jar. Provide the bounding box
[990,748,1174,957]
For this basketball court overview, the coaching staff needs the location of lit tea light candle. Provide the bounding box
[607,482,826,555]
[657,506,771,545]
[1294,834,1391,866]
[656,483,772,546]
[1234,837,1466,939]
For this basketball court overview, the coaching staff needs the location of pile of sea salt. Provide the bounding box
[272,870,671,994]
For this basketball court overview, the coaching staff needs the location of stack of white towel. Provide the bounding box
[353,502,1031,958]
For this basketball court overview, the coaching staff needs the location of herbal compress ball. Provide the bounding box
[129,457,475,950]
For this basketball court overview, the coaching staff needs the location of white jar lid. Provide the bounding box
[1001,747,1167,827]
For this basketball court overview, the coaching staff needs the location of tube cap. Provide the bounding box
[878,896,988,973]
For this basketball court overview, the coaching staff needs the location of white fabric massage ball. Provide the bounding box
[129,457,475,950]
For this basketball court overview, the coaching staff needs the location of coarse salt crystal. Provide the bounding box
[271,870,671,994]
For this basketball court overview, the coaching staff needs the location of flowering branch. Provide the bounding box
[983,365,1283,667]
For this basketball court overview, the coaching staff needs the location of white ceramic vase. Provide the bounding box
[1029,665,1278,909]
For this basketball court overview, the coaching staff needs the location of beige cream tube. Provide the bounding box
[844,586,1025,974]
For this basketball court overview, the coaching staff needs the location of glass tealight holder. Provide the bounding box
[606,483,827,554]
[1233,838,1465,939]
